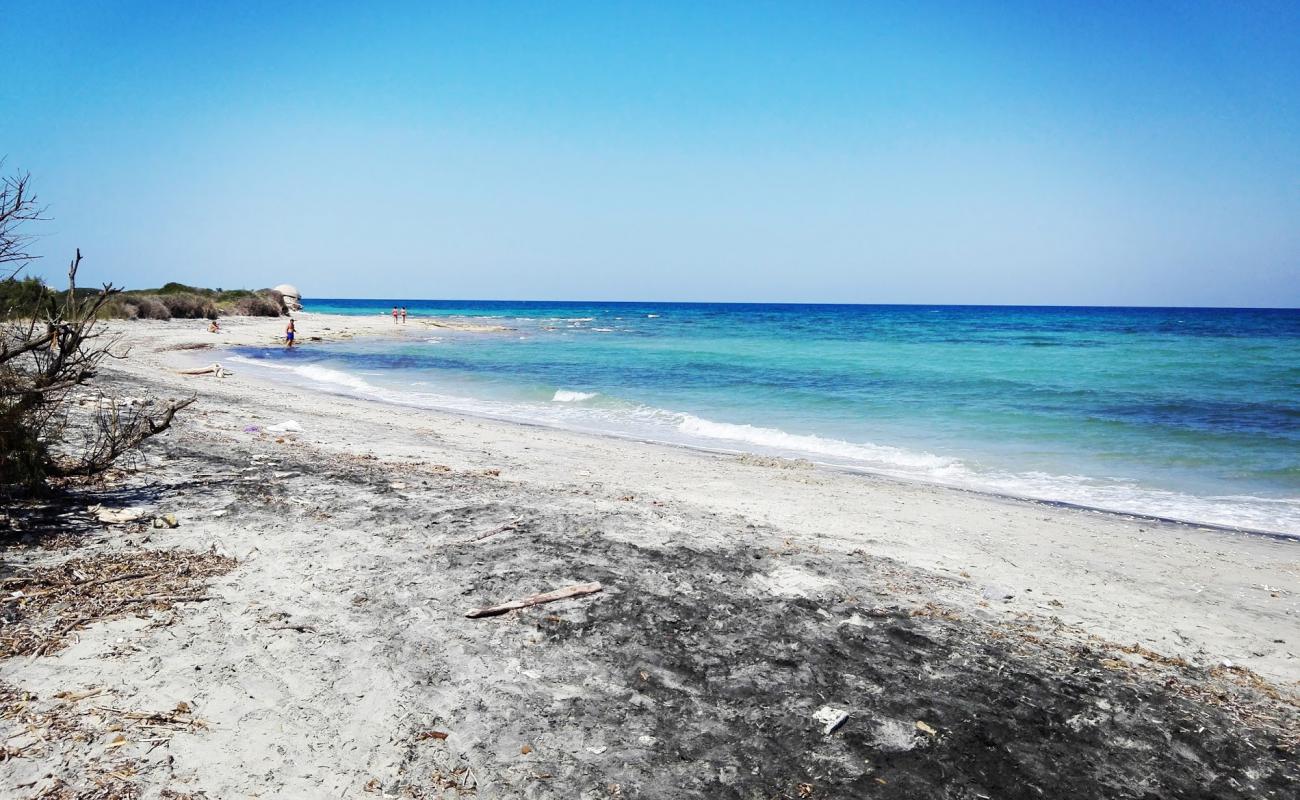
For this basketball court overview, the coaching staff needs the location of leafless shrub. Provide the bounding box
[0,164,45,277]
[0,165,194,491]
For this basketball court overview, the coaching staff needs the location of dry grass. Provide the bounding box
[3,680,209,798]
[0,549,236,659]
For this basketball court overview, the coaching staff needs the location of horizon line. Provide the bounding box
[302,297,1300,312]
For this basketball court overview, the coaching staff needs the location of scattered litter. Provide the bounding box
[813,705,850,734]
[152,514,179,529]
[982,585,1015,601]
[416,730,449,741]
[915,720,938,736]
[177,362,233,378]
[88,505,148,525]
[266,420,303,433]
[750,566,839,599]
[389,481,407,490]
[586,745,607,754]
[243,425,261,433]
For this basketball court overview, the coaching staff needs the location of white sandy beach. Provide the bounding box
[2,314,1296,798]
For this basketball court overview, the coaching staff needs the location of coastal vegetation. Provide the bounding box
[1,165,194,489]
[0,277,287,321]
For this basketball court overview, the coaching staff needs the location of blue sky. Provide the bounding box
[2,1,1298,306]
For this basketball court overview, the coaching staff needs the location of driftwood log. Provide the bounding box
[177,362,233,378]
[465,581,603,619]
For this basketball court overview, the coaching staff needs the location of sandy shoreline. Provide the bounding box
[2,315,1297,798]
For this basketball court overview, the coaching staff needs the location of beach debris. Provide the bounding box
[88,505,148,525]
[915,720,938,736]
[456,518,522,545]
[266,420,304,433]
[243,425,261,433]
[465,581,603,618]
[812,705,850,734]
[417,730,449,742]
[177,362,233,378]
[0,549,235,658]
[389,481,407,490]
[152,513,179,529]
[982,585,1015,601]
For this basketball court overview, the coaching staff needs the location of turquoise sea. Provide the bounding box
[229,301,1300,536]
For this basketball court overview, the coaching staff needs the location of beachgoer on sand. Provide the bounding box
[401,306,407,323]
[208,319,221,333]
[392,306,399,323]
[285,318,296,347]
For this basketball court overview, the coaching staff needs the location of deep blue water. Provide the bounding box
[230,299,1300,534]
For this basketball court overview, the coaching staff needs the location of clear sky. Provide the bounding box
[2,1,1298,306]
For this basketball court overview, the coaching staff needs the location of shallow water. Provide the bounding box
[233,300,1300,534]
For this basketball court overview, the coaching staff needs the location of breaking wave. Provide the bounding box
[223,351,1299,535]
[552,389,599,402]
[677,414,959,472]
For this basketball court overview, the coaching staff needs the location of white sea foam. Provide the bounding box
[227,356,378,394]
[228,353,1299,535]
[552,390,598,402]
[677,414,959,472]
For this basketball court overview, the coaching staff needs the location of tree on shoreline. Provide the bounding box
[1,164,194,491]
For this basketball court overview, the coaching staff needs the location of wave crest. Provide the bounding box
[552,389,598,402]
[677,414,960,472]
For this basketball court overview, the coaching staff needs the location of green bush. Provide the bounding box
[3,277,284,321]
[156,281,211,296]
[226,294,282,316]
[157,292,218,319]
[0,276,56,319]
[126,296,171,320]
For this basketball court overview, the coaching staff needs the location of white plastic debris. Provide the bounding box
[813,705,850,734]
[88,505,148,524]
[266,420,304,433]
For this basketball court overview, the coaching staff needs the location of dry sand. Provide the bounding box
[1,314,1296,798]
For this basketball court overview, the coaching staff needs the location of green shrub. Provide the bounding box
[0,276,56,319]
[226,294,282,316]
[156,281,210,296]
[125,296,171,320]
[157,292,218,319]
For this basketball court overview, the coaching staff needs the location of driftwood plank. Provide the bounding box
[465,581,603,619]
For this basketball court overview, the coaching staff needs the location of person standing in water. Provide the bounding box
[285,318,296,348]
[392,306,399,324]
[400,306,407,323]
